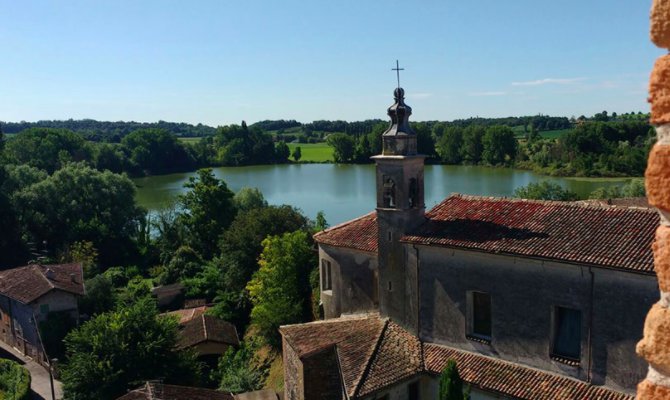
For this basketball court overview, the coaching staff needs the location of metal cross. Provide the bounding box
[392,60,404,89]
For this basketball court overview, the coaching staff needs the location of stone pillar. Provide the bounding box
[636,1,670,398]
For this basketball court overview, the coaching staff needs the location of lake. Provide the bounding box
[133,164,633,225]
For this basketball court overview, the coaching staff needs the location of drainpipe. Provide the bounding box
[587,266,595,383]
[414,245,421,338]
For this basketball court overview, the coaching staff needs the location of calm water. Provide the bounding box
[133,164,633,225]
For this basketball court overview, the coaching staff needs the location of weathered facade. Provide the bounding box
[281,87,659,400]
[0,263,84,364]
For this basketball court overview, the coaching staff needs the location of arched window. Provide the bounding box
[409,178,418,208]
[383,177,396,208]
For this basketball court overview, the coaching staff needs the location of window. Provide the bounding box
[468,291,492,341]
[382,176,396,208]
[321,259,332,291]
[552,307,581,361]
[408,381,419,400]
[408,178,418,208]
[39,304,50,315]
[387,281,393,292]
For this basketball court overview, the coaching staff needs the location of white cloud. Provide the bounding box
[468,91,507,97]
[511,77,586,86]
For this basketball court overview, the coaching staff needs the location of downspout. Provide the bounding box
[414,245,421,339]
[587,266,595,383]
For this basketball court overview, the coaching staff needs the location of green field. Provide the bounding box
[514,128,571,140]
[288,143,333,162]
[177,136,204,144]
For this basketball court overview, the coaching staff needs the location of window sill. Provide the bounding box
[321,290,333,296]
[466,334,491,345]
[550,355,580,367]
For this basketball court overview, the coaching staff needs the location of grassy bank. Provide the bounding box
[287,143,333,162]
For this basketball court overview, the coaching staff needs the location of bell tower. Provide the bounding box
[372,82,425,330]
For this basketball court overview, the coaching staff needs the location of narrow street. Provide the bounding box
[0,340,62,400]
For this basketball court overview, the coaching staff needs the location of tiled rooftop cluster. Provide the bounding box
[636,1,670,398]
[314,196,657,274]
[0,263,84,304]
[282,315,632,400]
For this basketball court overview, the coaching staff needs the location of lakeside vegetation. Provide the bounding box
[0,113,650,398]
[1,110,651,179]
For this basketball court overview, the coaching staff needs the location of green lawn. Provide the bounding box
[540,129,572,139]
[177,136,204,144]
[288,143,333,162]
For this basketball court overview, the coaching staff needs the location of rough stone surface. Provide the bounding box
[651,0,670,49]
[637,379,670,400]
[637,303,670,371]
[655,225,670,292]
[646,144,670,211]
[650,56,670,125]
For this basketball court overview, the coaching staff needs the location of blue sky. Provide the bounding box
[0,0,663,125]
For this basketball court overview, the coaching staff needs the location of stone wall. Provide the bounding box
[282,337,303,400]
[319,244,378,319]
[303,348,344,400]
[636,1,670,397]
[417,246,656,392]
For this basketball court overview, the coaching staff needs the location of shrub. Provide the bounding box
[0,359,31,400]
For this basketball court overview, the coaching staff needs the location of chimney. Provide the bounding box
[45,268,55,280]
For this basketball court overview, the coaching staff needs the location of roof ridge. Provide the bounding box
[202,315,208,341]
[35,264,56,290]
[440,193,655,213]
[352,318,389,399]
[280,312,380,330]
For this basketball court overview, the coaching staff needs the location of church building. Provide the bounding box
[280,87,658,400]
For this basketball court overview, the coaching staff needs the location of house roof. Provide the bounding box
[313,194,657,274]
[281,314,633,400]
[117,382,233,400]
[166,305,210,324]
[423,343,632,400]
[0,263,84,304]
[280,313,385,398]
[313,212,378,253]
[177,314,239,349]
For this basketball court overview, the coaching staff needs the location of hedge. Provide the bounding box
[0,358,31,400]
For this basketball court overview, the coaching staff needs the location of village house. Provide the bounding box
[280,88,658,399]
[164,305,239,366]
[0,263,85,364]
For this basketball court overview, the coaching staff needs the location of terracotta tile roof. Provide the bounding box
[165,305,210,324]
[313,212,378,253]
[356,320,423,397]
[0,263,84,304]
[423,343,633,400]
[282,315,632,400]
[177,314,239,349]
[280,314,385,398]
[116,382,234,400]
[403,195,657,274]
[314,194,657,274]
[577,197,651,209]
